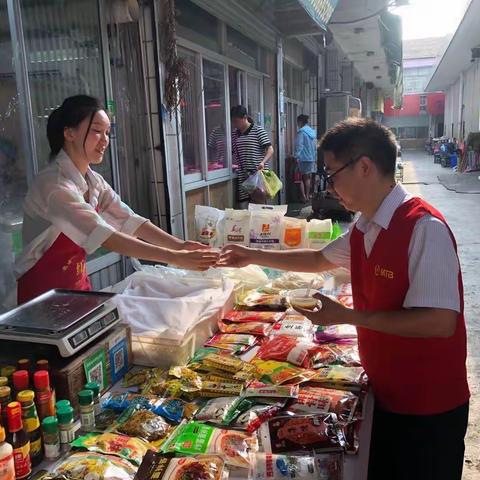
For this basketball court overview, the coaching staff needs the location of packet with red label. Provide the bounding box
[218,319,272,336]
[222,311,285,323]
[251,359,316,386]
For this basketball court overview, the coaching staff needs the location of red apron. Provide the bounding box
[17,233,92,304]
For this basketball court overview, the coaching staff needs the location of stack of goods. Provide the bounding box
[28,282,367,480]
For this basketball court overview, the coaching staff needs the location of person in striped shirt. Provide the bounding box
[231,105,274,205]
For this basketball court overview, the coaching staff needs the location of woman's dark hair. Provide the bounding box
[230,105,253,123]
[47,95,104,159]
[297,114,309,126]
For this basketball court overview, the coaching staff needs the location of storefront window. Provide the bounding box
[247,74,262,125]
[203,59,227,172]
[19,0,113,185]
[226,26,258,70]
[0,0,28,311]
[180,49,202,178]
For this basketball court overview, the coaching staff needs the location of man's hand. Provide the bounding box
[169,249,220,271]
[293,292,349,326]
[218,244,254,268]
[182,240,210,251]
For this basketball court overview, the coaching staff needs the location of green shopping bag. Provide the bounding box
[262,169,283,198]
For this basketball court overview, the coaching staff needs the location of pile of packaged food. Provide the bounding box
[3,280,367,480]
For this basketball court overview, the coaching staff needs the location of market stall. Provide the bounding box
[0,206,373,480]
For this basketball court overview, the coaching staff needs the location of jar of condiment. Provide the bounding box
[12,371,29,396]
[33,371,55,421]
[0,387,12,426]
[17,390,43,466]
[6,402,31,480]
[0,422,15,480]
[35,360,49,372]
[57,406,75,451]
[84,382,101,417]
[42,416,60,460]
[78,390,95,432]
[55,399,71,412]
[16,360,31,373]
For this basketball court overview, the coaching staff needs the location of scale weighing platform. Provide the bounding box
[0,289,120,357]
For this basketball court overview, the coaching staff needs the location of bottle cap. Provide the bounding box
[84,382,100,397]
[17,390,35,403]
[0,377,9,387]
[6,402,23,432]
[0,386,11,398]
[36,360,49,371]
[17,359,31,370]
[42,416,58,434]
[12,370,29,391]
[33,370,50,390]
[0,367,16,378]
[78,390,93,406]
[56,400,71,411]
[56,406,74,423]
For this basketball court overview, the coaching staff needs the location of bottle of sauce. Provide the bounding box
[0,387,11,426]
[33,370,55,421]
[0,419,15,480]
[35,360,49,372]
[6,402,31,480]
[12,371,29,396]
[16,359,31,374]
[17,390,43,466]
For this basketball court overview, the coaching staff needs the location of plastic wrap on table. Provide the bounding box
[235,291,288,311]
[309,366,367,391]
[260,414,345,454]
[251,359,316,386]
[135,450,226,480]
[249,453,319,479]
[53,452,136,480]
[314,324,358,344]
[218,319,273,336]
[223,310,285,324]
[71,432,150,465]
[161,421,258,468]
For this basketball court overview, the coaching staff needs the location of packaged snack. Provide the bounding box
[310,366,367,391]
[200,381,243,397]
[270,316,314,339]
[335,284,353,309]
[248,204,288,250]
[53,452,136,480]
[135,451,225,480]
[206,333,258,348]
[315,452,344,480]
[156,398,198,424]
[168,367,203,392]
[143,379,184,398]
[195,397,241,425]
[162,422,258,468]
[223,311,285,324]
[202,353,249,373]
[249,453,318,480]
[72,432,150,465]
[285,387,359,423]
[113,407,172,443]
[235,291,287,311]
[306,219,332,250]
[218,319,272,336]
[195,205,224,247]
[270,271,326,291]
[314,324,358,343]
[231,403,283,433]
[94,409,121,432]
[122,368,154,388]
[260,414,345,454]
[281,217,307,249]
[103,393,161,413]
[224,208,251,246]
[243,381,299,399]
[189,347,222,364]
[251,359,315,385]
[342,419,361,455]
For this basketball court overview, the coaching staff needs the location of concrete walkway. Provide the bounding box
[437,171,480,194]
[402,150,480,479]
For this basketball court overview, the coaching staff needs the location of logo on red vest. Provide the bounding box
[374,264,394,279]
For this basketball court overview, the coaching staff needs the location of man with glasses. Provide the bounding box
[220,118,469,480]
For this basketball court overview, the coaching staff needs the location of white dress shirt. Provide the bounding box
[322,183,461,312]
[15,150,148,278]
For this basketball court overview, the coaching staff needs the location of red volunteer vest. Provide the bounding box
[351,197,469,415]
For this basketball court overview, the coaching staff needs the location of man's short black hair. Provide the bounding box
[319,117,398,177]
[297,114,309,126]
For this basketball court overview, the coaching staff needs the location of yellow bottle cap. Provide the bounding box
[0,386,11,398]
[17,390,35,403]
[0,377,8,387]
[0,426,5,443]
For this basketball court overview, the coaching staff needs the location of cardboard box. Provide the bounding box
[51,324,132,411]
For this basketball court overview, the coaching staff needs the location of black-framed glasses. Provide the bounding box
[323,154,364,187]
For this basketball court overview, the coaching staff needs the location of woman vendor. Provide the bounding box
[15,95,219,304]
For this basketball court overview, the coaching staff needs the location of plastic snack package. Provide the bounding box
[53,452,136,480]
[248,204,288,250]
[231,403,284,433]
[195,397,242,425]
[251,359,316,386]
[315,452,344,480]
[270,271,326,291]
[310,366,367,391]
[168,366,203,392]
[235,291,288,311]
[72,432,150,465]
[200,381,244,397]
[314,324,358,344]
[223,310,285,324]
[162,421,258,468]
[135,450,226,480]
[205,333,258,348]
[156,398,198,424]
[112,407,172,444]
[270,316,314,339]
[281,217,307,249]
[195,205,224,247]
[243,381,299,399]
[188,347,223,364]
[285,386,359,423]
[224,208,251,246]
[94,409,121,432]
[260,414,345,454]
[307,219,333,250]
[249,453,318,480]
[218,319,272,336]
[102,393,162,413]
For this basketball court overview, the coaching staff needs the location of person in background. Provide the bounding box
[231,105,274,207]
[294,114,316,203]
[220,118,469,480]
[15,95,218,304]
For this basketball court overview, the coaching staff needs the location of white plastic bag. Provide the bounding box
[248,204,288,250]
[195,205,224,247]
[223,208,251,246]
[307,219,332,249]
[241,171,266,194]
